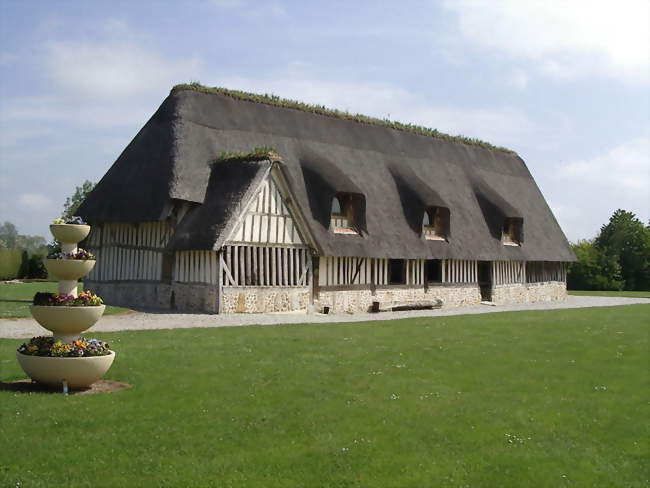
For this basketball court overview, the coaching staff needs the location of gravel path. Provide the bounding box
[1,295,648,339]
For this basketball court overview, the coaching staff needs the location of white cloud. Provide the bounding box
[559,136,650,193]
[211,74,533,148]
[406,105,532,147]
[505,69,529,90]
[444,0,650,83]
[550,136,650,240]
[18,193,53,212]
[547,201,593,243]
[0,127,55,150]
[45,41,201,99]
[1,22,203,128]
[0,95,156,128]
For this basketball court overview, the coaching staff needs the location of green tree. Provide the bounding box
[15,234,47,254]
[0,222,46,253]
[0,222,48,278]
[594,209,650,290]
[568,239,624,290]
[0,221,19,248]
[62,180,96,220]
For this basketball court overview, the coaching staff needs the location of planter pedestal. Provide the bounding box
[30,305,105,341]
[16,351,115,389]
[16,223,116,389]
[45,259,96,281]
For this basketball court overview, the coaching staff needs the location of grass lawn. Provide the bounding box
[1,305,648,487]
[569,289,650,299]
[0,282,131,318]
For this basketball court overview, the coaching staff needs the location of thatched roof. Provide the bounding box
[166,158,271,251]
[78,86,575,262]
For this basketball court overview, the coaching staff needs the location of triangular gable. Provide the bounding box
[224,167,314,248]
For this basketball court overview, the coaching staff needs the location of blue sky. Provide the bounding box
[1,0,648,242]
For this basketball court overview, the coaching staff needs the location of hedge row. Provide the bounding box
[0,248,26,280]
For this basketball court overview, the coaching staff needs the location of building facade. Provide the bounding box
[78,85,574,314]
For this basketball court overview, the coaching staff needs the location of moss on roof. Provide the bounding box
[213,146,281,164]
[172,83,515,154]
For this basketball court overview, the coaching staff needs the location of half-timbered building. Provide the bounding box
[78,85,575,313]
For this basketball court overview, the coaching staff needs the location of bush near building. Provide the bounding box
[568,209,650,291]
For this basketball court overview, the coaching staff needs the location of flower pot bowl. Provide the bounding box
[49,224,90,244]
[44,259,95,281]
[16,351,115,389]
[30,305,105,336]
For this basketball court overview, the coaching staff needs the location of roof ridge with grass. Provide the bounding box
[213,146,281,164]
[172,83,515,154]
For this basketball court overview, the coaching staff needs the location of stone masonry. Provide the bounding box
[84,281,219,313]
[491,281,567,305]
[316,284,482,314]
[221,287,310,313]
[86,280,567,314]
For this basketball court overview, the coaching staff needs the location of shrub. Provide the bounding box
[26,254,47,279]
[568,240,624,291]
[594,210,650,291]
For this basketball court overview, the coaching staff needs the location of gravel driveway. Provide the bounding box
[1,295,647,340]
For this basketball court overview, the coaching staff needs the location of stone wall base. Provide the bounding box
[316,285,482,314]
[86,280,568,314]
[84,281,218,313]
[491,281,567,305]
[221,287,310,313]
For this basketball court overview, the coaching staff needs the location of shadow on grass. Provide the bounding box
[0,379,132,395]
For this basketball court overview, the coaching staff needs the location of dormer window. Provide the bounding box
[330,193,359,234]
[503,218,523,246]
[423,207,449,240]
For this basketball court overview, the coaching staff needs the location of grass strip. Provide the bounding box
[1,305,648,487]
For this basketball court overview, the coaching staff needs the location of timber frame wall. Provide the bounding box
[219,164,314,290]
[174,251,219,284]
[220,245,312,287]
[85,222,173,282]
[492,261,567,286]
[85,223,222,285]
[84,224,567,288]
[317,258,479,287]
[83,209,566,313]
[317,257,567,288]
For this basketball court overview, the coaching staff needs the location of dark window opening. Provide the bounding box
[423,207,449,240]
[389,259,405,284]
[161,253,175,282]
[477,261,492,301]
[425,259,442,282]
[502,218,523,245]
[330,193,359,234]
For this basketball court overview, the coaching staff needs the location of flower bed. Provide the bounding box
[17,336,111,357]
[50,217,90,244]
[33,290,103,306]
[52,216,87,225]
[48,248,95,260]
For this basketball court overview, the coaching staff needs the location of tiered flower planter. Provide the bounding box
[16,223,115,389]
